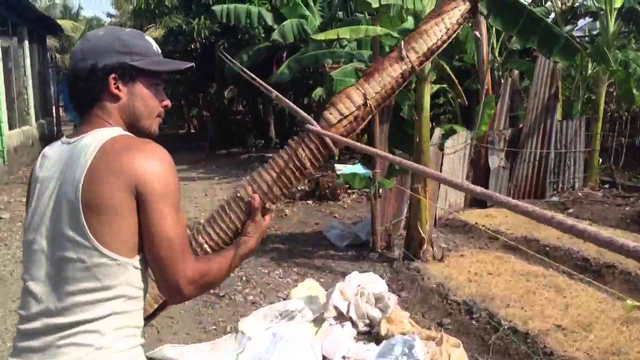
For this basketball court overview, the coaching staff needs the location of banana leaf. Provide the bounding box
[614,69,640,107]
[211,4,276,29]
[57,19,85,40]
[329,62,366,94]
[279,0,321,33]
[474,95,496,139]
[223,42,274,80]
[480,0,582,64]
[433,58,468,107]
[271,19,312,44]
[311,26,400,41]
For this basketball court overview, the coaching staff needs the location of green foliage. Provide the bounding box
[614,69,639,106]
[433,59,467,107]
[211,4,276,28]
[106,0,639,164]
[337,173,395,190]
[278,0,321,32]
[626,299,640,312]
[57,19,85,39]
[269,50,372,83]
[329,62,366,94]
[356,0,436,14]
[474,95,496,139]
[480,0,582,64]
[271,19,312,43]
[441,123,466,141]
[38,2,106,70]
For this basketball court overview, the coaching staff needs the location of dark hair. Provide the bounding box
[67,63,141,119]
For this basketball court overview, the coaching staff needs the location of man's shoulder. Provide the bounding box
[104,135,171,161]
[99,135,176,178]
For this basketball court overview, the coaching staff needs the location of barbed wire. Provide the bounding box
[385,131,591,157]
[546,172,589,184]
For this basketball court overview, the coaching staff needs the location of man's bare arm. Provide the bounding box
[134,143,270,304]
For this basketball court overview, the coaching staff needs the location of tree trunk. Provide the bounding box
[469,14,492,206]
[474,15,492,100]
[371,14,385,252]
[586,71,608,188]
[262,95,277,147]
[404,65,434,261]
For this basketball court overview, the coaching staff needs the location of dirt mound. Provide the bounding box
[425,250,640,360]
[458,208,640,274]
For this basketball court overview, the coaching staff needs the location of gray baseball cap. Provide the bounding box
[70,26,194,72]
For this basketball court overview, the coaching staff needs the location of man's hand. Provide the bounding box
[235,194,272,256]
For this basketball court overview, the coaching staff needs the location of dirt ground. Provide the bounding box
[2,142,640,359]
[427,250,640,360]
[529,189,640,234]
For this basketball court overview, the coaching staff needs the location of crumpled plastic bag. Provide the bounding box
[147,296,324,360]
[238,296,324,339]
[316,321,379,360]
[324,272,398,333]
[379,306,468,360]
[145,333,246,360]
[238,322,322,360]
[147,274,467,360]
[335,163,373,177]
[375,335,425,360]
[323,218,372,248]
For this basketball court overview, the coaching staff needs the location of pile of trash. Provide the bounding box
[147,272,468,360]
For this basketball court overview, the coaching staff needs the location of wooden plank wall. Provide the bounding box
[436,130,471,220]
[547,117,586,195]
[488,71,518,198]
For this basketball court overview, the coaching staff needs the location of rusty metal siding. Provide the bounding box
[509,56,560,200]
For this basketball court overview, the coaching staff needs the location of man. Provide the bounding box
[10,26,272,359]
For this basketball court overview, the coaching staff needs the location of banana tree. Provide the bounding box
[583,0,640,187]
[209,1,380,146]
[314,0,440,252]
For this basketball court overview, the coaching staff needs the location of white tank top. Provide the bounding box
[10,127,148,360]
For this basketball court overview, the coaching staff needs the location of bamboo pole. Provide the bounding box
[305,124,640,263]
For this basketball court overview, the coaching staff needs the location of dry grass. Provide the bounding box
[426,250,640,360]
[457,208,640,274]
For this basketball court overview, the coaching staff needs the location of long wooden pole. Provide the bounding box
[305,124,640,263]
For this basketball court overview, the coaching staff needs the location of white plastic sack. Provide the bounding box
[238,322,322,360]
[375,335,425,360]
[317,322,379,360]
[323,218,371,248]
[146,333,246,360]
[147,297,323,360]
[324,272,398,333]
[238,296,323,339]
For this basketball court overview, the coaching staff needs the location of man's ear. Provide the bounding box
[106,73,126,101]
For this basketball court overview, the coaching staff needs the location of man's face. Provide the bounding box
[120,72,171,139]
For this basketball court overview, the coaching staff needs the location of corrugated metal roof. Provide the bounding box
[0,0,63,36]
